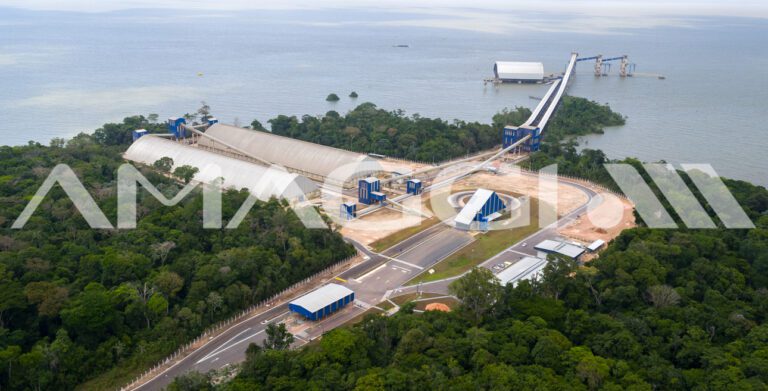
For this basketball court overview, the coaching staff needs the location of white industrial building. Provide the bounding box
[124,136,318,201]
[587,239,606,252]
[534,239,586,260]
[197,124,381,188]
[493,61,545,83]
[496,256,547,287]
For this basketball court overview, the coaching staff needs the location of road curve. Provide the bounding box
[133,172,602,390]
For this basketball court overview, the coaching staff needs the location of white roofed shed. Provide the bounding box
[494,61,544,82]
[198,124,381,187]
[496,256,547,287]
[124,136,318,201]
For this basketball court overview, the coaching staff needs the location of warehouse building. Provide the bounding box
[587,239,606,252]
[496,256,547,287]
[493,61,545,83]
[288,283,355,321]
[124,136,318,201]
[454,189,506,231]
[534,239,586,260]
[197,124,381,188]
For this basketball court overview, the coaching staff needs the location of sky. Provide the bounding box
[2,0,766,36]
[2,0,767,19]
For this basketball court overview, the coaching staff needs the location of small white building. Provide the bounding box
[496,256,547,287]
[534,239,586,260]
[587,239,606,252]
[493,61,545,83]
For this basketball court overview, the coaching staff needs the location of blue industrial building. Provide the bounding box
[503,125,541,152]
[406,179,422,195]
[167,117,186,139]
[132,129,148,141]
[340,201,357,220]
[289,283,355,321]
[358,177,386,205]
[454,189,506,231]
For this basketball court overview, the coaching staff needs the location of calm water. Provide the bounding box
[2,8,767,186]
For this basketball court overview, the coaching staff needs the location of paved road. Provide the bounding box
[135,173,598,390]
[135,222,472,390]
[397,176,599,296]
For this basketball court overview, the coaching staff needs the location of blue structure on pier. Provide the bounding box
[406,179,422,195]
[503,126,541,152]
[501,53,579,153]
[132,129,148,141]
[167,117,186,139]
[359,177,386,205]
[207,117,219,126]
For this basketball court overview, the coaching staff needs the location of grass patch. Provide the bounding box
[343,308,385,327]
[389,292,443,306]
[406,199,544,284]
[370,217,440,252]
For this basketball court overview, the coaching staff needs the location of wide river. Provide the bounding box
[2,8,766,186]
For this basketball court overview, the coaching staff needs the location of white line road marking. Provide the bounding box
[390,257,424,270]
[506,249,532,256]
[196,329,265,364]
[390,263,411,273]
[196,327,252,364]
[378,254,424,270]
[195,311,287,365]
[356,263,387,281]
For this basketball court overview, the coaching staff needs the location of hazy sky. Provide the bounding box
[3,0,766,36]
[2,0,767,19]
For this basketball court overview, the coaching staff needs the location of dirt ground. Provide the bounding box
[377,158,431,175]
[558,192,636,245]
[341,196,431,245]
[341,159,636,248]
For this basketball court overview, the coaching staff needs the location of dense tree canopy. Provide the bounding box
[260,102,530,163]
[0,117,354,390]
[190,178,768,390]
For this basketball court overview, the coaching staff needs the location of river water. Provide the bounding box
[1,8,766,186]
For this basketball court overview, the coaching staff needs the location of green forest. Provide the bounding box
[143,98,768,390]
[1,98,766,390]
[258,96,622,166]
[0,117,354,390]
[261,102,528,163]
[177,173,768,390]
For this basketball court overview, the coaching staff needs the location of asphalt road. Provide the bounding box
[134,222,472,390]
[397,176,599,296]
[134,173,597,390]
